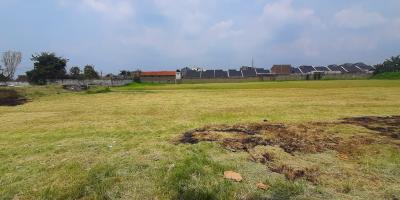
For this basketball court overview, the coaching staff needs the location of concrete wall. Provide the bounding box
[3,74,372,87]
[180,73,372,84]
[322,73,372,80]
[181,77,261,84]
[140,76,176,83]
[53,79,133,86]
[0,82,31,87]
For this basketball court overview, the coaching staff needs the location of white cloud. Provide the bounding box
[59,0,135,20]
[84,0,134,20]
[208,20,243,39]
[231,0,322,57]
[54,0,400,69]
[334,8,386,29]
[294,38,320,56]
[152,0,211,35]
[261,0,316,23]
[388,18,400,39]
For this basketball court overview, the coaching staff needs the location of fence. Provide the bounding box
[53,79,133,86]
[0,82,31,87]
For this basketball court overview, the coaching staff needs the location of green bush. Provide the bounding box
[372,72,400,80]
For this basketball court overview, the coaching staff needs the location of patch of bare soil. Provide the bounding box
[179,122,342,154]
[342,116,400,139]
[178,116,400,182]
[0,89,28,106]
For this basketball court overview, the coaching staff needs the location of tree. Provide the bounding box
[69,66,81,79]
[119,70,132,79]
[83,65,99,79]
[26,52,68,85]
[374,55,400,74]
[1,51,22,81]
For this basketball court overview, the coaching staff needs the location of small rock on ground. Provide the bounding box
[224,171,243,182]
[256,182,270,190]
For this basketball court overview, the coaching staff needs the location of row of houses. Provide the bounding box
[136,63,375,82]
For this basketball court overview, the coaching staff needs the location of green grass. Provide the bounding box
[118,80,400,90]
[1,80,400,199]
[372,72,400,80]
[269,179,305,200]
[86,87,112,94]
[164,147,234,200]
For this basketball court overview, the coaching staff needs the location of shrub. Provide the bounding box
[372,72,400,80]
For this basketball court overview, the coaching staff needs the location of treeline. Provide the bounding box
[374,55,400,74]
[26,52,100,85]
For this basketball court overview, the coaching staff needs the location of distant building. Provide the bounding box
[140,71,176,83]
[240,66,254,71]
[176,70,182,80]
[271,65,292,75]
[228,69,243,78]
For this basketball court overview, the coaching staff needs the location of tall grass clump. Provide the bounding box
[269,179,305,200]
[164,148,234,200]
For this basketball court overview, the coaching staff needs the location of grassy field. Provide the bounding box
[1,80,400,200]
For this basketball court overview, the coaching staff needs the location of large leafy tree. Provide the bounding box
[119,70,131,78]
[83,65,99,79]
[69,66,81,79]
[374,55,400,74]
[26,52,68,85]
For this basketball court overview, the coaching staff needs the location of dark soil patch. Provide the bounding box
[270,164,319,183]
[0,89,28,106]
[179,122,342,154]
[178,116,400,182]
[342,116,400,139]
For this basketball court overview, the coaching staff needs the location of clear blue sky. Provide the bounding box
[1,0,399,75]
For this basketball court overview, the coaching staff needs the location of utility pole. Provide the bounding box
[251,57,254,68]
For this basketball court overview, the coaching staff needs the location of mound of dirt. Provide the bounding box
[0,89,27,106]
